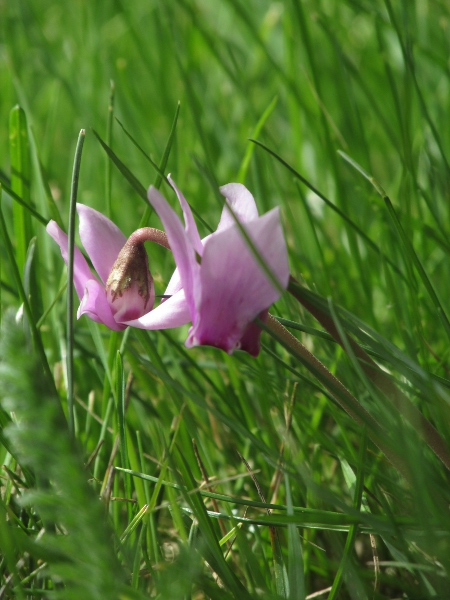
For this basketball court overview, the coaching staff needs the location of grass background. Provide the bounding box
[1,0,450,598]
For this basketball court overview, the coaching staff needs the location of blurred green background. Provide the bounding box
[1,1,450,598]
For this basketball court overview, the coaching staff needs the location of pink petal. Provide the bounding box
[163,231,215,298]
[168,176,203,256]
[77,204,127,284]
[187,207,289,353]
[46,220,95,300]
[147,187,200,321]
[216,183,259,232]
[78,279,126,331]
[239,310,268,357]
[164,268,183,297]
[125,289,191,329]
[107,280,155,323]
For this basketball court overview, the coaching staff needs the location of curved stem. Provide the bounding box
[127,227,170,250]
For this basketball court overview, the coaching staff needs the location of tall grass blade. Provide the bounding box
[67,129,85,437]
[238,95,278,182]
[174,448,252,599]
[92,129,148,202]
[251,138,406,282]
[328,432,368,600]
[338,150,450,343]
[105,80,115,219]
[288,278,450,471]
[0,185,60,406]
[285,473,305,600]
[9,105,32,275]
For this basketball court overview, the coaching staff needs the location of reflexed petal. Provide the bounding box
[125,289,191,329]
[187,207,289,353]
[216,183,259,232]
[78,279,126,331]
[77,204,127,283]
[168,175,203,256]
[46,220,94,300]
[147,186,200,320]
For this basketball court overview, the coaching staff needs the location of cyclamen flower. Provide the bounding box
[47,178,289,356]
[46,207,168,331]
[126,178,290,356]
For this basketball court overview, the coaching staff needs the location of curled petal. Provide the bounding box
[77,204,127,284]
[46,220,94,300]
[168,175,203,256]
[147,187,200,321]
[187,207,289,353]
[78,280,126,331]
[216,183,259,232]
[125,289,191,330]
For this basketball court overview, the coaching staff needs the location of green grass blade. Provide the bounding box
[339,150,450,343]
[153,100,180,191]
[92,129,148,202]
[105,80,115,219]
[328,432,368,600]
[263,315,410,480]
[251,138,407,282]
[0,185,61,409]
[173,448,252,599]
[288,278,450,472]
[238,95,278,182]
[0,177,48,226]
[115,118,166,187]
[67,129,85,438]
[285,473,305,600]
[9,105,32,275]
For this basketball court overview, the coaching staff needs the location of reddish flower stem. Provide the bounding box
[127,228,170,250]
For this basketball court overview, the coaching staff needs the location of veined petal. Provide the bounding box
[187,207,289,353]
[168,175,203,256]
[147,186,200,321]
[216,183,259,232]
[78,279,126,331]
[46,220,94,300]
[125,289,191,329]
[77,204,127,284]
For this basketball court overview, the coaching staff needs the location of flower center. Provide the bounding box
[105,227,170,319]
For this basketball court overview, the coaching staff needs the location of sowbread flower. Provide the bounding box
[126,178,290,356]
[46,206,168,331]
[46,178,289,355]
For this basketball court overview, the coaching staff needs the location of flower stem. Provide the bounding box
[127,227,170,250]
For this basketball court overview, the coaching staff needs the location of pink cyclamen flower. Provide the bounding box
[126,177,290,356]
[46,178,289,356]
[46,205,163,331]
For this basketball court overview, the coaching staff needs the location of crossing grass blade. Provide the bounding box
[92,129,148,202]
[338,150,450,343]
